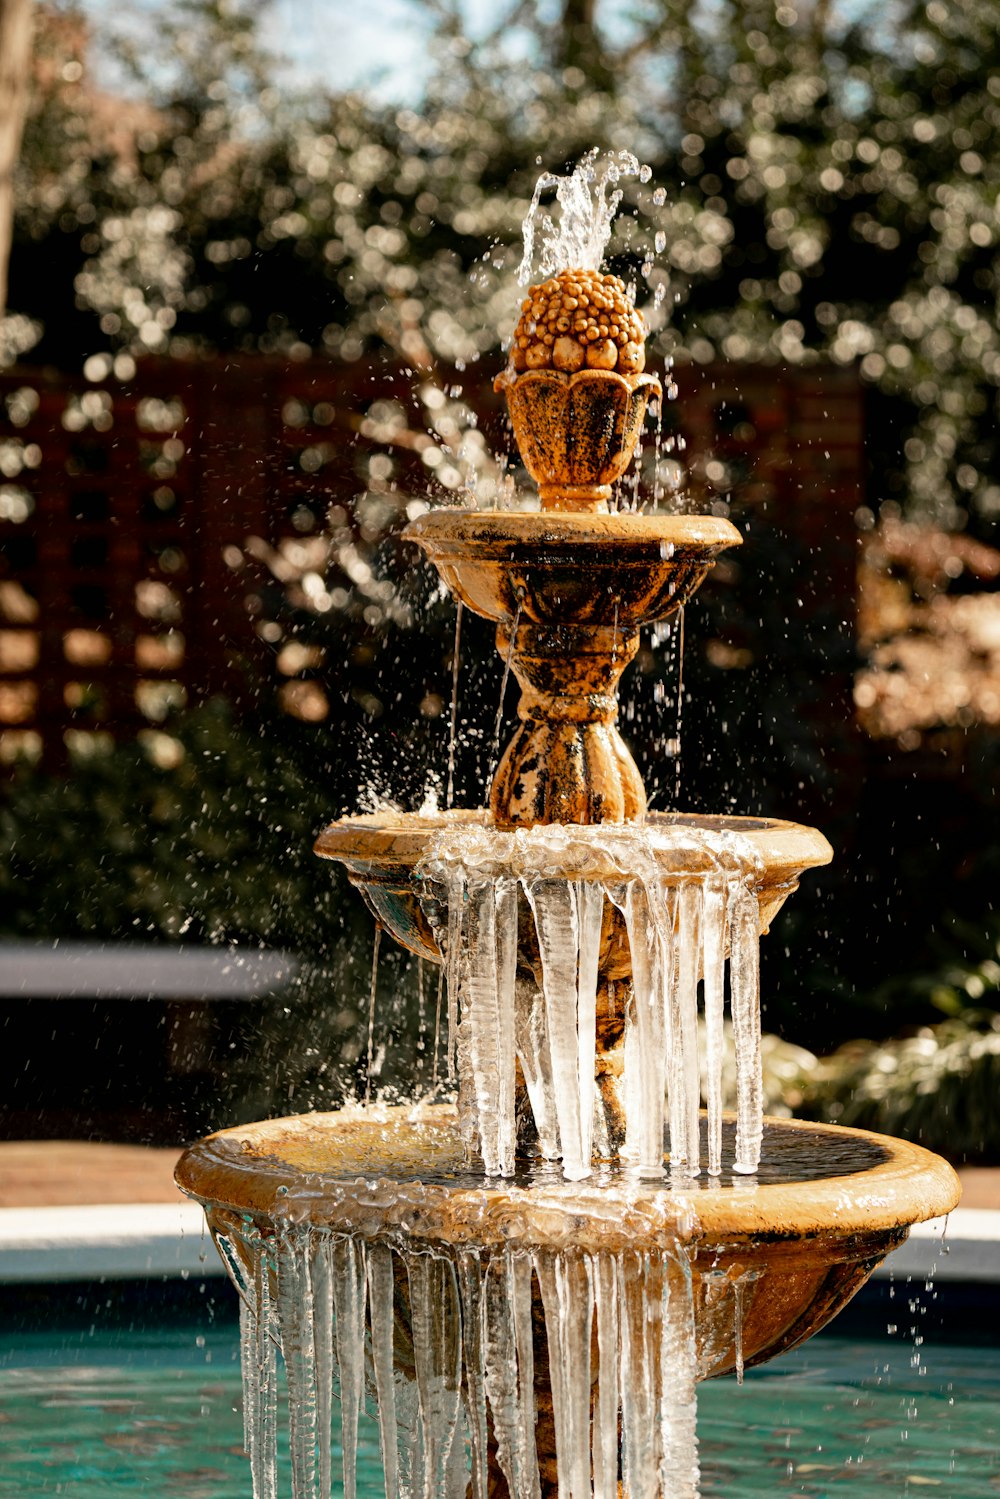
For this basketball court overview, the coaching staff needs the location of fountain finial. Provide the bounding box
[498,153,661,511]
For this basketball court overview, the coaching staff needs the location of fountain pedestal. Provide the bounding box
[405,508,741,828]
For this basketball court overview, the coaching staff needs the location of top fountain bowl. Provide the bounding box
[403,508,742,627]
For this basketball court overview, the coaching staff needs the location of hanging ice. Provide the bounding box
[227,1225,706,1499]
[418,821,764,1181]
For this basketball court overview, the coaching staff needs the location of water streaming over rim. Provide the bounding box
[518,149,649,286]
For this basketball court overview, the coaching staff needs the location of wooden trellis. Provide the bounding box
[0,357,863,769]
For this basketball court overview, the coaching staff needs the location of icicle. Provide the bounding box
[510,1252,542,1499]
[702,879,727,1176]
[575,881,603,1172]
[331,1237,368,1499]
[394,1362,424,1499]
[730,880,763,1173]
[366,1242,400,1499]
[483,1252,540,1499]
[495,882,519,1172]
[406,1252,463,1497]
[482,1253,520,1495]
[733,1268,760,1385]
[669,881,702,1177]
[513,976,560,1159]
[591,1253,620,1499]
[521,881,581,1175]
[310,1235,335,1499]
[535,1251,594,1499]
[247,1240,278,1499]
[734,1274,746,1384]
[614,881,667,1175]
[658,1250,700,1499]
[524,880,589,1178]
[458,878,518,1175]
[456,1252,489,1499]
[239,1294,255,1462]
[275,1229,318,1499]
[619,1251,660,1499]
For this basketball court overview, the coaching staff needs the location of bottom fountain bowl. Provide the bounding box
[176,1104,959,1381]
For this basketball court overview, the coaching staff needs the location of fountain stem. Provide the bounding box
[490,619,645,827]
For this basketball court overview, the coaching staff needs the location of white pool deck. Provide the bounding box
[0,1200,995,1285]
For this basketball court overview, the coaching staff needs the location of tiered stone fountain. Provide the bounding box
[176,157,960,1499]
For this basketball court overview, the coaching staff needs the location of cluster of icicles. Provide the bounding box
[417,823,764,1182]
[229,1218,751,1499]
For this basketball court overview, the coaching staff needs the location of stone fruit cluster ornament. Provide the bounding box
[509,267,647,374]
[496,273,660,512]
[496,153,664,511]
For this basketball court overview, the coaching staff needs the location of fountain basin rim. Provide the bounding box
[175,1107,960,1259]
[314,808,832,885]
[403,508,743,556]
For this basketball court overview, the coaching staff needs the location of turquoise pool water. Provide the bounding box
[1,1301,998,1497]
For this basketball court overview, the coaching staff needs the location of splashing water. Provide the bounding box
[518,148,649,285]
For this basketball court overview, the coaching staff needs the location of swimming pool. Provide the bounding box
[2,1282,997,1497]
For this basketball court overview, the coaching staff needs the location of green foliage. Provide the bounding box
[0,698,332,945]
[0,699,431,1116]
[798,909,1000,1159]
[871,910,1000,1019]
[803,1010,1000,1162]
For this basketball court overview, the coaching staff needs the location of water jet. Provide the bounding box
[176,154,959,1498]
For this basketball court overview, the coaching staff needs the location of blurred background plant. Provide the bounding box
[1,0,999,1155]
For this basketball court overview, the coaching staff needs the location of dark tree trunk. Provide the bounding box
[557,0,614,93]
[0,0,33,316]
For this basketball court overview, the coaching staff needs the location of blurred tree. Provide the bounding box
[7,0,1000,534]
[0,0,33,316]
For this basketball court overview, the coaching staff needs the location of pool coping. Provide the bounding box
[0,1203,226,1282]
[0,1202,995,1284]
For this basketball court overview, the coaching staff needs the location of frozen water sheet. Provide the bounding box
[418,820,766,1180]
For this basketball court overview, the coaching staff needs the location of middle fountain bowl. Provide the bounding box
[401,508,745,827]
[314,809,832,975]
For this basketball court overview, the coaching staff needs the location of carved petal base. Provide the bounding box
[490,620,645,827]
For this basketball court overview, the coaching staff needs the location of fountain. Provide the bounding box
[176,154,960,1499]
